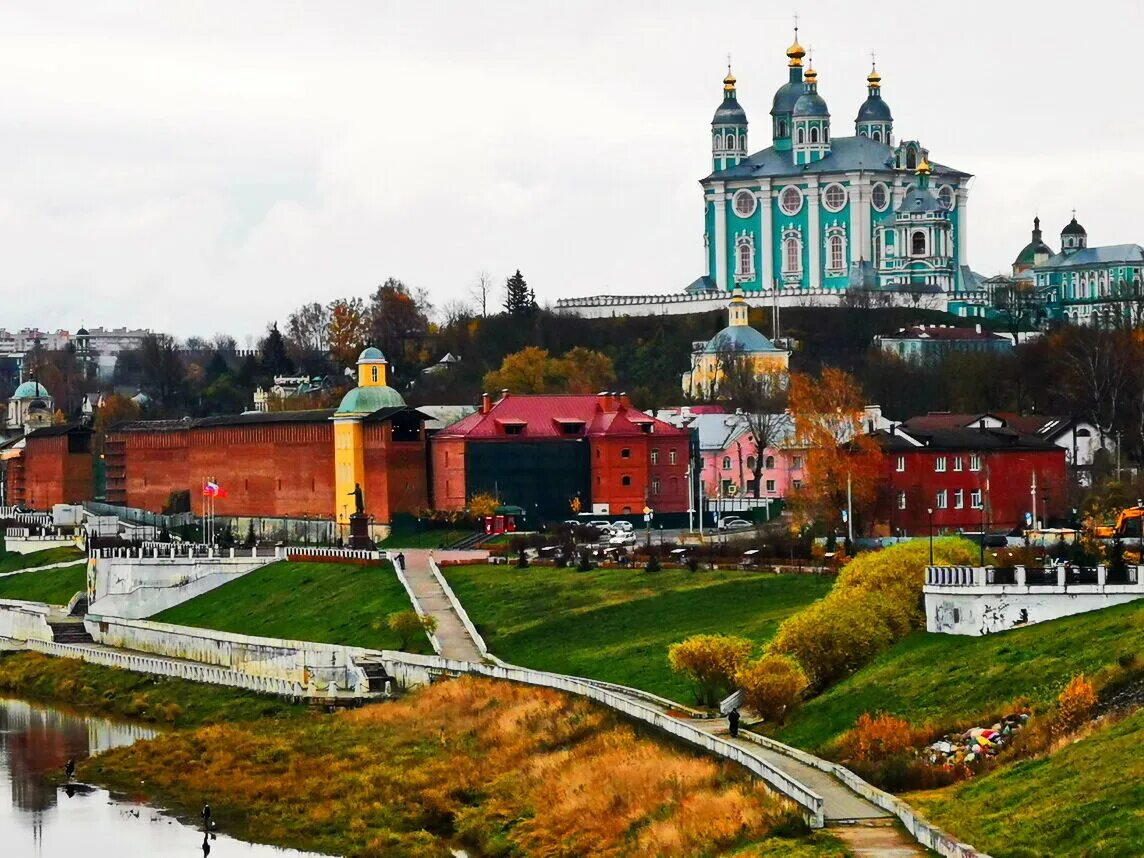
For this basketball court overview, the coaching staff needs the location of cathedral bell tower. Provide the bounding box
[770,31,806,153]
[711,66,748,171]
[791,58,831,166]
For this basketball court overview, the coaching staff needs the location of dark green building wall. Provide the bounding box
[465,440,590,522]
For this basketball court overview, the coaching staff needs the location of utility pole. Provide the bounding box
[846,471,853,543]
[1030,471,1038,531]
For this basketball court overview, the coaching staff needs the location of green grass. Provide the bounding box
[0,651,306,727]
[441,564,833,703]
[0,562,86,604]
[910,707,1144,857]
[0,546,84,573]
[151,561,431,653]
[775,598,1144,751]
[378,528,474,549]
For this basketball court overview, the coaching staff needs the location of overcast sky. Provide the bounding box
[2,1,1142,342]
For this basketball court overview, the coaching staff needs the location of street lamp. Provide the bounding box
[927,507,934,565]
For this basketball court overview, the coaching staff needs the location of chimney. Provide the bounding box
[619,391,631,409]
[481,392,491,415]
[499,388,509,402]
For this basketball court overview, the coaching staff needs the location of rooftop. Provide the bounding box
[437,393,688,440]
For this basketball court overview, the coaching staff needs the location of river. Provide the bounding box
[0,696,326,857]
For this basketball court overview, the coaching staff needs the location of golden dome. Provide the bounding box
[723,70,737,91]
[916,157,932,175]
[804,64,818,85]
[867,65,881,88]
[786,38,806,67]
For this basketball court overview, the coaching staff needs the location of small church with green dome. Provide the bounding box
[696,30,974,299]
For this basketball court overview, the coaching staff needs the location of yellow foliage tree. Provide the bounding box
[668,634,753,707]
[735,654,808,724]
[468,492,498,519]
[1053,673,1097,737]
[483,346,615,396]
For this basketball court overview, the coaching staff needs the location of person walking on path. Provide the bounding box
[395,552,405,571]
[728,709,740,738]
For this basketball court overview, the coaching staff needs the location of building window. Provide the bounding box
[911,230,927,257]
[783,236,801,273]
[939,185,954,209]
[650,448,659,465]
[935,456,947,472]
[971,489,983,509]
[737,241,753,276]
[779,185,803,215]
[746,455,756,470]
[953,456,963,472]
[766,479,776,492]
[725,133,736,150]
[621,448,631,459]
[669,449,677,465]
[621,475,632,487]
[792,479,802,490]
[792,455,803,469]
[504,424,524,435]
[796,126,805,144]
[895,455,905,472]
[823,183,847,212]
[871,182,889,212]
[733,190,757,218]
[652,479,661,495]
[936,489,948,509]
[371,366,378,383]
[722,456,732,469]
[778,119,787,137]
[765,455,775,469]
[872,129,882,142]
[969,454,982,471]
[828,233,845,272]
[897,491,906,510]
[906,148,917,170]
[954,489,964,509]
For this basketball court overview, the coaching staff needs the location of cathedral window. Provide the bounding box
[796,127,805,145]
[725,132,736,150]
[828,234,845,272]
[778,119,788,137]
[859,128,868,138]
[782,235,802,273]
[938,185,954,209]
[733,190,757,218]
[779,185,803,215]
[911,230,927,257]
[906,148,917,170]
[737,242,754,277]
[871,182,889,212]
[872,129,882,142]
[810,126,819,143]
[823,184,847,212]
[823,126,829,143]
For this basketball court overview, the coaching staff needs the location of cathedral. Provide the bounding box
[693,32,974,297]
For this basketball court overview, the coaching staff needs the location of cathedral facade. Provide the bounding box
[697,34,974,297]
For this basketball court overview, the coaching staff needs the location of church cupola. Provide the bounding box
[855,61,893,143]
[791,58,830,166]
[1013,216,1055,274]
[770,29,805,153]
[1060,213,1088,254]
[712,66,748,171]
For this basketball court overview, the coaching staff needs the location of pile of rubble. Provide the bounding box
[925,713,1029,766]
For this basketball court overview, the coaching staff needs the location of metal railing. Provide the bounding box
[1024,567,1057,586]
[986,566,1017,586]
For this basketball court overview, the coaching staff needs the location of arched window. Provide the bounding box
[873,229,883,262]
[906,148,917,170]
[911,230,927,256]
[765,455,775,469]
[784,237,800,272]
[746,455,756,471]
[778,120,788,137]
[823,126,829,143]
[722,456,732,469]
[621,475,632,486]
[796,126,805,144]
[859,128,868,138]
[371,366,378,383]
[725,132,735,150]
[829,234,845,271]
[737,242,753,276]
[810,126,819,143]
[872,129,882,142]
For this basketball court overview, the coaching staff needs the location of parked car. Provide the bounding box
[587,520,614,533]
[610,521,634,533]
[609,531,636,546]
[718,517,753,531]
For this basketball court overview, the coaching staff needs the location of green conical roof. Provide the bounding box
[335,385,405,415]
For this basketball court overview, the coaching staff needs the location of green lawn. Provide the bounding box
[0,546,84,573]
[152,561,431,653]
[0,563,86,604]
[775,597,1144,752]
[378,528,474,549]
[910,706,1144,858]
[440,564,833,703]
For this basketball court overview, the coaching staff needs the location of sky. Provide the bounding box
[2,1,1143,343]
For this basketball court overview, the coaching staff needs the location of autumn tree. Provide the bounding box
[483,346,615,395]
[327,297,372,367]
[557,346,616,394]
[368,278,432,384]
[735,654,808,724]
[285,301,330,369]
[788,367,882,533]
[386,610,438,651]
[667,634,753,707]
[504,269,537,317]
[93,394,141,435]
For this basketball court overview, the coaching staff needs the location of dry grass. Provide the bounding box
[86,676,822,858]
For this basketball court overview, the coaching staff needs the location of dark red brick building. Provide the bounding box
[872,421,1067,535]
[432,392,692,520]
[1,424,94,509]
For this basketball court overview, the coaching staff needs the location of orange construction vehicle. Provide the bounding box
[1094,503,1144,539]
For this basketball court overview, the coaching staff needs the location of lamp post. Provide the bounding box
[927,507,934,565]
[979,494,986,567]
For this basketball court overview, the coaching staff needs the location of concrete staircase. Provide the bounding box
[356,658,392,693]
[68,595,88,617]
[48,620,95,645]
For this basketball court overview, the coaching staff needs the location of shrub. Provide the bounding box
[687,556,700,573]
[515,546,529,568]
[735,655,808,724]
[668,635,753,707]
[577,550,593,572]
[387,611,439,650]
[838,712,916,763]
[645,553,661,573]
[1054,673,1097,737]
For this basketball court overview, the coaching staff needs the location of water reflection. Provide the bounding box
[0,697,325,857]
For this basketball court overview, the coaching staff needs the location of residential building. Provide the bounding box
[431,392,691,520]
[873,324,1012,364]
[871,422,1067,535]
[682,288,789,396]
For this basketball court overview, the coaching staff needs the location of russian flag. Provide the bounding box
[202,480,226,497]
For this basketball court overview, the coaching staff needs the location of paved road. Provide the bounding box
[397,550,485,663]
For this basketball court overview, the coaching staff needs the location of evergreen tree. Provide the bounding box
[259,323,293,377]
[503,270,537,317]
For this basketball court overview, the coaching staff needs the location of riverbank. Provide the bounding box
[1,653,846,857]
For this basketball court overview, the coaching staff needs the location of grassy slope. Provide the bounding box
[378,528,473,549]
[152,561,430,653]
[442,564,832,702]
[0,546,84,573]
[775,598,1144,751]
[0,563,86,604]
[910,707,1144,858]
[0,651,305,727]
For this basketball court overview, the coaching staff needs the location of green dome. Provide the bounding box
[12,381,49,399]
[336,385,405,414]
[358,347,386,362]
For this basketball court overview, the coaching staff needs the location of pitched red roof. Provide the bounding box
[435,394,687,440]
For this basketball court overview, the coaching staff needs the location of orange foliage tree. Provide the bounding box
[668,634,753,707]
[788,367,883,533]
[327,297,371,367]
[483,346,615,395]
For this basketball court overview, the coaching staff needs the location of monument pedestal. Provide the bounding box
[348,513,373,550]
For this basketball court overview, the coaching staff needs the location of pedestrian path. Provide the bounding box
[0,558,86,580]
[397,550,484,662]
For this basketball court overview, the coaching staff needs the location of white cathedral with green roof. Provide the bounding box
[695,31,974,298]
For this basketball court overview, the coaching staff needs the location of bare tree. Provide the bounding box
[286,301,331,355]
[439,298,474,327]
[470,270,493,317]
[1059,326,1130,447]
[714,345,790,497]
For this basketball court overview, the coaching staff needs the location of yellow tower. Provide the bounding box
[332,347,405,525]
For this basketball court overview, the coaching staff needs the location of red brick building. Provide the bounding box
[431,392,692,520]
[105,408,427,523]
[872,422,1067,535]
[0,424,94,509]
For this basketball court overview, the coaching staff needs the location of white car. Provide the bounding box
[718,517,753,531]
[608,531,636,545]
[587,520,614,533]
[610,521,634,533]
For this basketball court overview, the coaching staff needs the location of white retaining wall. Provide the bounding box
[4,536,79,554]
[554,289,948,319]
[0,599,55,644]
